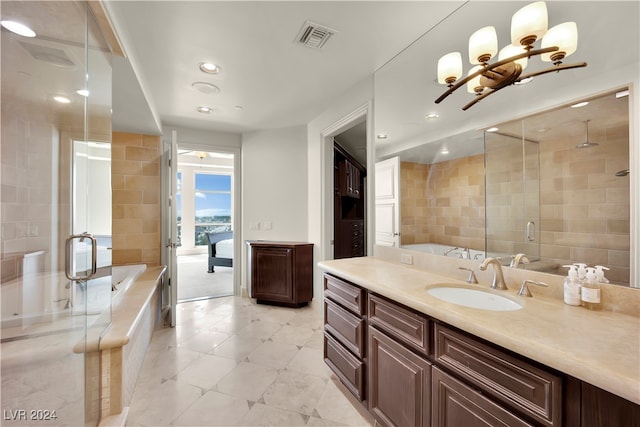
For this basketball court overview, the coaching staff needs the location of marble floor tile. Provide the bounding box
[248,340,300,370]
[172,391,250,426]
[314,378,374,427]
[262,370,327,415]
[239,403,308,426]
[176,354,237,389]
[215,361,278,401]
[127,379,202,427]
[126,296,374,427]
[271,325,315,346]
[178,329,230,353]
[286,347,332,380]
[211,334,264,360]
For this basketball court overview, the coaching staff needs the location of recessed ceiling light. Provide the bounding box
[197,106,213,114]
[1,20,36,37]
[571,101,589,108]
[616,90,629,98]
[425,113,439,119]
[192,81,220,94]
[234,105,243,110]
[377,134,388,140]
[76,89,89,97]
[440,148,450,155]
[53,95,71,104]
[199,62,221,74]
[486,127,499,132]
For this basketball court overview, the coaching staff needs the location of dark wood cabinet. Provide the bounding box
[334,142,366,259]
[323,274,367,402]
[432,367,534,427]
[322,272,640,427]
[434,323,562,427]
[249,241,313,307]
[368,325,431,427]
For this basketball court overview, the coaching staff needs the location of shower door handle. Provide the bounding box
[526,221,536,242]
[65,233,98,281]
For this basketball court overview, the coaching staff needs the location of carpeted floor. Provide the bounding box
[177,253,233,301]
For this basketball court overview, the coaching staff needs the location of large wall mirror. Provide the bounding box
[374,1,638,287]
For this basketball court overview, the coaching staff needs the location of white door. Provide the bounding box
[375,157,400,247]
[166,130,179,327]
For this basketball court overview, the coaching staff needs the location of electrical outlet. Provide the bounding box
[400,254,413,265]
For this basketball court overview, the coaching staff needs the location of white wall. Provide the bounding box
[241,125,309,292]
[307,77,374,298]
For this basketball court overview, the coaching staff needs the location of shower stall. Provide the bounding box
[1,2,113,425]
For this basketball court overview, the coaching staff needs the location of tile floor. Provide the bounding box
[177,254,233,301]
[126,296,375,427]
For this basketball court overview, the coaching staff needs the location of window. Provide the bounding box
[194,173,232,245]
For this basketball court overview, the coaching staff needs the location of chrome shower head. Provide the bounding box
[576,120,598,148]
[615,169,630,177]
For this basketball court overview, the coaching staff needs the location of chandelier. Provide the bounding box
[435,1,587,110]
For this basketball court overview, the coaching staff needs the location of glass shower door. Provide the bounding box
[1,2,112,425]
[484,123,541,265]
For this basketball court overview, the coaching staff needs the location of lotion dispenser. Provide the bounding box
[581,267,601,310]
[562,265,581,306]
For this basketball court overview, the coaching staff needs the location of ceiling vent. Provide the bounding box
[18,41,74,67]
[296,21,337,49]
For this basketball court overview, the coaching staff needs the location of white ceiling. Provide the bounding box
[105,1,466,135]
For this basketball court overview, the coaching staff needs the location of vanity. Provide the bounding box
[319,254,640,427]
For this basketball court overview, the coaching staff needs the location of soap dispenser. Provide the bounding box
[562,265,581,306]
[594,265,610,284]
[574,263,588,284]
[581,267,601,310]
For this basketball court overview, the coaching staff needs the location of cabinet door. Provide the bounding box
[432,367,534,427]
[368,326,431,427]
[252,246,293,303]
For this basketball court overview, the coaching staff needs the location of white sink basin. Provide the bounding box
[427,286,522,311]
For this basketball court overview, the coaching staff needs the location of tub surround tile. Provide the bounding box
[321,252,640,405]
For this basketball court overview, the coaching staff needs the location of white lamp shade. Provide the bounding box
[541,22,578,62]
[499,44,528,70]
[437,52,463,84]
[466,65,484,94]
[469,26,498,64]
[511,1,548,46]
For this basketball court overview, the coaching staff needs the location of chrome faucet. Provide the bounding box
[517,279,548,297]
[510,253,530,268]
[479,257,508,290]
[443,247,460,257]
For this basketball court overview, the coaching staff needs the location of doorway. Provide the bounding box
[175,149,235,302]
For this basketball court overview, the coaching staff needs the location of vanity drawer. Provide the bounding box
[324,298,365,358]
[368,294,430,356]
[324,332,365,401]
[434,323,562,427]
[324,274,365,315]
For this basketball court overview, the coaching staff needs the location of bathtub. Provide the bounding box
[1,264,147,331]
[401,243,486,261]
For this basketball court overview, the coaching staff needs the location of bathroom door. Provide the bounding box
[375,157,401,247]
[166,130,179,327]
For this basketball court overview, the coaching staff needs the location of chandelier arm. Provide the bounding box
[435,46,559,104]
[517,61,588,81]
[462,89,498,111]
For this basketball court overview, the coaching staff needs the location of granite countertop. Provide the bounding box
[318,256,640,405]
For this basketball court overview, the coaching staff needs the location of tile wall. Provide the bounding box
[400,155,485,251]
[111,132,161,266]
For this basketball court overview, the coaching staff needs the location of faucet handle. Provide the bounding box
[517,279,548,297]
[458,266,478,284]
